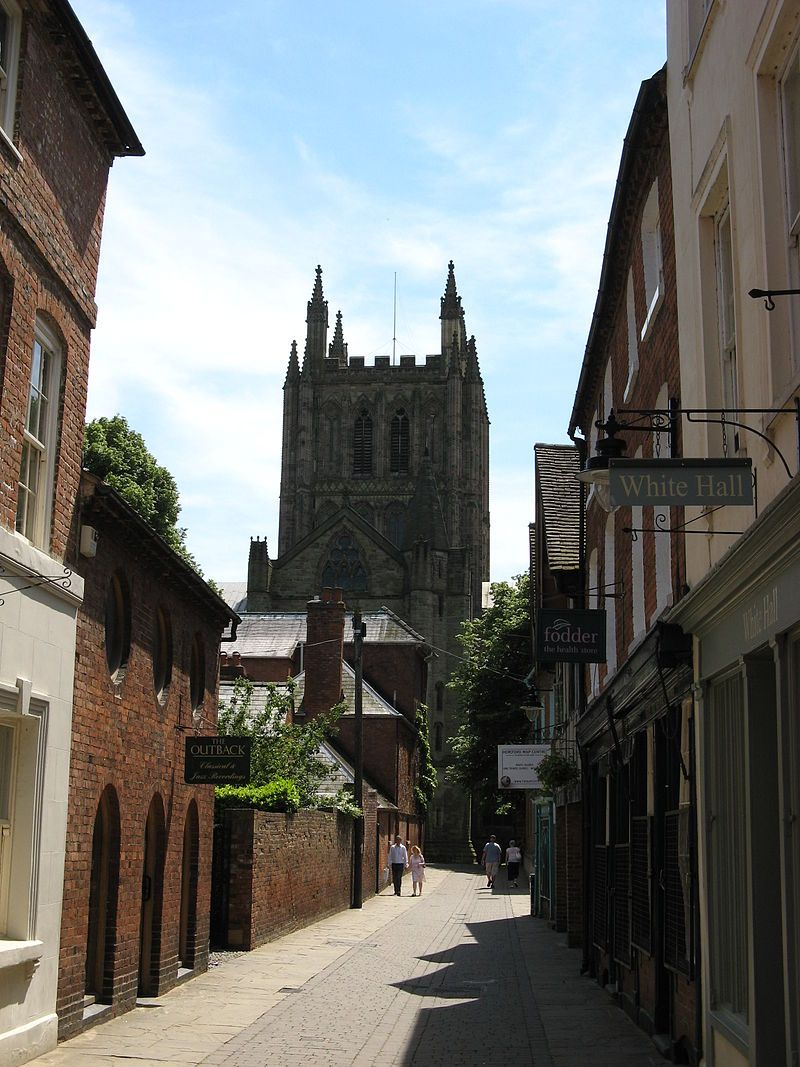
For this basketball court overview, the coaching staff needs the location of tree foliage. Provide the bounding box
[447,574,533,807]
[413,703,438,813]
[83,415,201,572]
[217,677,344,808]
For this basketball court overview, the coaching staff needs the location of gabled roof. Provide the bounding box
[534,444,581,573]
[272,504,406,570]
[294,661,406,720]
[52,0,144,156]
[218,606,427,658]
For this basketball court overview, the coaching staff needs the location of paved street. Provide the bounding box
[33,866,661,1067]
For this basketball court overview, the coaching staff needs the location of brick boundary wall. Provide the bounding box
[555,810,567,932]
[221,803,378,950]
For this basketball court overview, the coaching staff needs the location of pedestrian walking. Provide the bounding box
[481,834,502,887]
[410,845,426,896]
[505,839,522,887]
[388,834,409,896]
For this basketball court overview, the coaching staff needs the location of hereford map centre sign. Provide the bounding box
[184,736,252,785]
[536,609,606,663]
[608,458,753,507]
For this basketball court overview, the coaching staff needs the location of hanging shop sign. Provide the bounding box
[536,608,606,663]
[498,744,551,789]
[184,736,252,785]
[608,458,753,508]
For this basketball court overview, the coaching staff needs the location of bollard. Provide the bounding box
[530,872,536,917]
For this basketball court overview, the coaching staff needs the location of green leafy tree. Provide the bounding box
[217,677,344,807]
[447,574,533,810]
[413,704,437,813]
[83,415,202,572]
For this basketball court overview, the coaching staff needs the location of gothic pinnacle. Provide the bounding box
[440,259,462,318]
[329,309,348,364]
[307,264,327,323]
[286,339,300,380]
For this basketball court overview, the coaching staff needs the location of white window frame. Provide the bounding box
[714,203,739,417]
[624,269,639,401]
[16,318,61,550]
[0,0,21,145]
[640,180,664,343]
[0,719,17,936]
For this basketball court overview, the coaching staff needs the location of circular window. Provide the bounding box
[104,573,131,683]
[152,606,173,705]
[189,633,205,716]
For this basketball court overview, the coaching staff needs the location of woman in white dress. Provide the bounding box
[410,845,426,896]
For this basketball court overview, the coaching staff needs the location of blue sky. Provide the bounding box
[72,0,665,584]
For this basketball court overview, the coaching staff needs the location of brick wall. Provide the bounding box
[221,804,379,950]
[565,801,583,948]
[0,5,119,551]
[57,479,230,1039]
[303,589,345,717]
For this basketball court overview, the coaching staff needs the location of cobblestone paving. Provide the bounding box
[201,869,660,1067]
[31,867,662,1067]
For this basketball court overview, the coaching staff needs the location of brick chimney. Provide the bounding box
[302,587,345,718]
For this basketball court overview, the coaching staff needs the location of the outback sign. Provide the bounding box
[608,458,753,508]
[184,736,252,785]
[536,609,606,663]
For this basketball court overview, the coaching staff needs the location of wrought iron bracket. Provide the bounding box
[748,287,800,311]
[0,565,73,606]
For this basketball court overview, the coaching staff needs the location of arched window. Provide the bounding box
[385,503,406,547]
[321,533,368,593]
[434,722,443,753]
[189,634,205,715]
[153,606,173,705]
[105,572,131,684]
[353,410,372,477]
[435,682,444,711]
[390,409,410,474]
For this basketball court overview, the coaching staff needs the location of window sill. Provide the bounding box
[710,1008,748,1058]
[0,123,23,165]
[0,939,44,971]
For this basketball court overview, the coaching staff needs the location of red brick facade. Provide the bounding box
[56,476,234,1039]
[222,793,379,950]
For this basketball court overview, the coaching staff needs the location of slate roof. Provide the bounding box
[534,444,581,573]
[294,661,405,719]
[216,680,395,809]
[218,605,426,658]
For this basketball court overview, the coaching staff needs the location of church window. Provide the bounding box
[321,532,368,593]
[435,682,444,711]
[385,503,406,547]
[353,411,372,477]
[434,722,443,753]
[390,409,410,474]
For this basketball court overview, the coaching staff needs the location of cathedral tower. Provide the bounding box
[266,263,490,859]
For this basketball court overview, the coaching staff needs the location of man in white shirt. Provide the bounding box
[388,835,409,896]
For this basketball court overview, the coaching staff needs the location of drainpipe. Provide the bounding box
[570,429,592,976]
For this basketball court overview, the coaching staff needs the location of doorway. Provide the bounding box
[85,787,120,1003]
[179,802,199,971]
[138,795,165,996]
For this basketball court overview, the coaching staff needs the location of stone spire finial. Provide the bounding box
[286,339,300,381]
[329,309,348,365]
[309,265,325,313]
[440,260,462,318]
[466,334,480,377]
[305,264,329,371]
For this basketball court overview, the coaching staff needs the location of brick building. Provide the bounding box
[56,475,236,1039]
[0,4,141,1062]
[219,590,427,856]
[239,263,489,860]
[568,68,697,1061]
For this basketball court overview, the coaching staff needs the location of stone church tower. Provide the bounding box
[249,262,489,859]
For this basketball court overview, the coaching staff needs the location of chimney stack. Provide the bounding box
[303,587,345,718]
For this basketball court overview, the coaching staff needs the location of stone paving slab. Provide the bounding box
[31,866,663,1067]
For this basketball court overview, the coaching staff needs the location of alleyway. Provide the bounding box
[33,867,661,1067]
